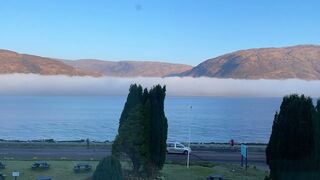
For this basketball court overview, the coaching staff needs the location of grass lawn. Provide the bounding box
[0,160,98,180]
[162,163,269,180]
[0,160,268,180]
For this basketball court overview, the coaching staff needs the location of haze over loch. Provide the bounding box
[0,74,319,143]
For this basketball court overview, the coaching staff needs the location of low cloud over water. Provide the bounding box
[0,74,319,97]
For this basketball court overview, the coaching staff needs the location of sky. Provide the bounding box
[0,0,319,66]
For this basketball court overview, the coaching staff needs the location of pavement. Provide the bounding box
[0,143,267,167]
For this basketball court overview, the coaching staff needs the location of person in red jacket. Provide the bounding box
[230,139,235,147]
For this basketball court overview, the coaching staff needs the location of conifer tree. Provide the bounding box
[147,85,168,174]
[93,156,123,180]
[112,84,168,177]
[112,84,144,173]
[266,94,316,179]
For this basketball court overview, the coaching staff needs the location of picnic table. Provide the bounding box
[207,174,224,180]
[31,161,50,170]
[36,176,52,180]
[0,172,5,180]
[0,162,5,169]
[73,163,92,172]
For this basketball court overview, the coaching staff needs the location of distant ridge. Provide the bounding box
[0,49,100,76]
[62,59,193,77]
[175,45,320,80]
[0,49,192,77]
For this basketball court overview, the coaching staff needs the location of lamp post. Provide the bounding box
[187,105,192,168]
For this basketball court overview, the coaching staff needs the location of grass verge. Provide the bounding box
[0,160,268,180]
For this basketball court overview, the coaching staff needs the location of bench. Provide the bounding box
[31,161,50,170]
[207,174,224,180]
[36,176,52,180]
[74,163,92,172]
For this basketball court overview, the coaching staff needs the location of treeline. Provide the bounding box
[266,94,320,180]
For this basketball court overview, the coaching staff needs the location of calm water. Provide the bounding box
[0,96,281,143]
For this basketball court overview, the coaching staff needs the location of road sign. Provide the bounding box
[240,144,248,170]
[241,144,247,158]
[12,171,20,180]
[12,172,19,177]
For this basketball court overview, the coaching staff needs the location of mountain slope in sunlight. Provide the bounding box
[0,49,100,76]
[62,59,192,77]
[177,45,320,79]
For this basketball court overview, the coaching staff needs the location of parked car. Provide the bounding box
[74,163,92,172]
[31,161,50,170]
[166,142,191,154]
[36,176,51,180]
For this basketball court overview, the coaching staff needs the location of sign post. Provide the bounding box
[187,105,192,168]
[12,171,20,180]
[240,144,248,170]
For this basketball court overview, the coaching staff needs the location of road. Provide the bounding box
[0,144,266,166]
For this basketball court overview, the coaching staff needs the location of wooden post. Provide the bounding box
[245,150,248,170]
[241,155,243,167]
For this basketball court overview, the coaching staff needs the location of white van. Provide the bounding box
[166,142,191,154]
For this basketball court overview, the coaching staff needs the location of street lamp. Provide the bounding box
[187,105,192,168]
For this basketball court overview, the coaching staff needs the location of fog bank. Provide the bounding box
[0,74,319,97]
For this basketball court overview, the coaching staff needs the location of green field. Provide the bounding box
[162,163,268,180]
[0,160,97,180]
[0,160,268,180]
[0,142,268,179]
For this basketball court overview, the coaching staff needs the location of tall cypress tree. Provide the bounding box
[266,94,316,179]
[266,111,279,166]
[112,84,168,177]
[148,85,168,173]
[316,99,320,112]
[314,99,320,171]
[112,84,144,173]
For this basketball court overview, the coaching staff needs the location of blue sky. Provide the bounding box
[0,0,319,65]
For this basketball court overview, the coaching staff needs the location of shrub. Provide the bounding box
[93,156,123,180]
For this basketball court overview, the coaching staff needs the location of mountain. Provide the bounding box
[0,49,99,76]
[3,45,320,79]
[0,49,192,77]
[62,59,192,77]
[177,45,320,79]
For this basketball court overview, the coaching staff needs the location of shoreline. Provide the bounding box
[0,139,267,153]
[0,138,267,145]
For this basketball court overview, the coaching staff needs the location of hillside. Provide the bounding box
[177,45,320,79]
[0,49,99,76]
[0,49,191,77]
[3,45,320,79]
[62,59,192,77]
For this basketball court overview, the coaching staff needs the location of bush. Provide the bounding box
[93,156,123,180]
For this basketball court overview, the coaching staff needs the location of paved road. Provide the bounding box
[0,145,266,166]
[168,149,266,166]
